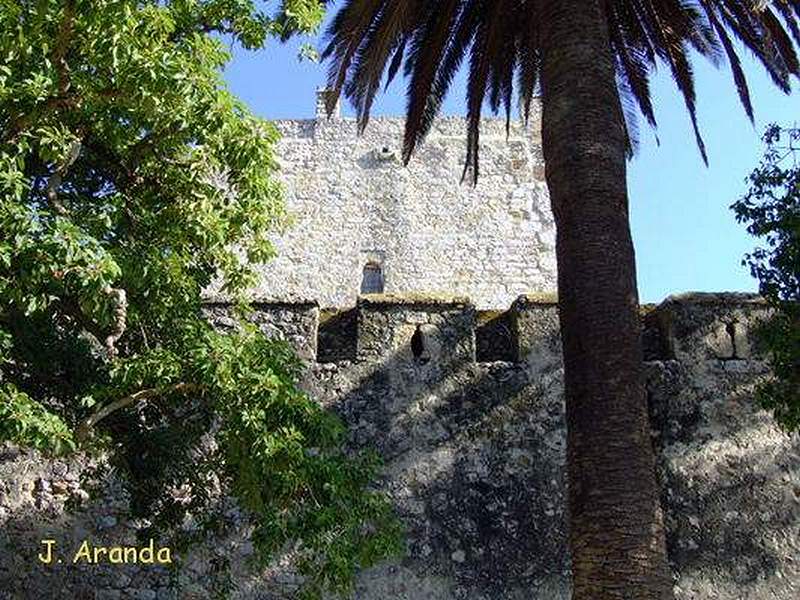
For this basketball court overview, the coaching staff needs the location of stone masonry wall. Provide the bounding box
[239,93,556,310]
[2,293,799,599]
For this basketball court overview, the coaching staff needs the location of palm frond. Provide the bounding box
[343,0,417,132]
[401,0,462,162]
[700,0,754,121]
[321,0,800,173]
[464,0,509,183]
[321,0,387,115]
[414,0,484,157]
[516,0,541,125]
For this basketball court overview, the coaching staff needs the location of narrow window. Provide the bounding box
[411,325,425,361]
[360,262,384,294]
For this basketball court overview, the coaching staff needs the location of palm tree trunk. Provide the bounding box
[538,1,673,598]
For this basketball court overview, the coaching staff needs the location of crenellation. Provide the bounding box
[202,300,320,362]
[200,292,773,373]
[645,292,772,363]
[6,293,800,599]
[510,295,562,369]
[355,294,476,368]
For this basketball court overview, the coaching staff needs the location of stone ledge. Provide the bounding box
[357,292,473,307]
[273,114,540,130]
[512,292,559,307]
[201,297,320,308]
[659,292,766,306]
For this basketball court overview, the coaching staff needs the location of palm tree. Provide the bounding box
[319,1,800,598]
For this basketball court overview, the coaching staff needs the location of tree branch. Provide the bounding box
[45,140,82,214]
[53,0,76,97]
[3,96,78,144]
[75,382,202,442]
[56,295,110,349]
[54,284,128,359]
[3,2,76,144]
[103,285,127,358]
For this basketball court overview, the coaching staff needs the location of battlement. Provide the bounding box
[203,292,772,367]
[274,89,541,140]
[11,290,794,600]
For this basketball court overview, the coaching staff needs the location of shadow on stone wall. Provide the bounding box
[646,356,800,599]
[0,446,178,599]
[317,308,358,363]
[3,293,800,599]
[311,347,570,598]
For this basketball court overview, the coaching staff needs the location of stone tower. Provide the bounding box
[250,91,556,310]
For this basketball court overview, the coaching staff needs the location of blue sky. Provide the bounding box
[221,22,798,304]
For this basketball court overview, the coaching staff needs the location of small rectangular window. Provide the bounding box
[361,263,384,294]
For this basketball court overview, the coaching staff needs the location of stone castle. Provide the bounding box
[251,90,556,310]
[2,95,800,600]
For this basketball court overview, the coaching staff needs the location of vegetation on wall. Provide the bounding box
[733,124,800,432]
[0,1,401,596]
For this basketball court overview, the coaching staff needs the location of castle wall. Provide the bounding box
[2,294,799,599]
[245,99,557,310]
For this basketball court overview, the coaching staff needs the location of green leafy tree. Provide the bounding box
[320,0,800,597]
[733,124,800,431]
[0,1,400,596]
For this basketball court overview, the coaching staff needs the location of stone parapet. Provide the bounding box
[355,293,476,368]
[509,293,561,368]
[4,292,800,600]
[202,292,776,370]
[202,300,320,362]
[643,292,772,362]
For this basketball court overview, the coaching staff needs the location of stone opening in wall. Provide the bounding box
[722,320,751,360]
[361,262,384,294]
[411,325,427,364]
[476,311,515,362]
[376,146,396,162]
[317,308,357,363]
[641,309,675,361]
[725,321,737,359]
